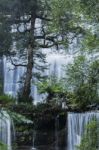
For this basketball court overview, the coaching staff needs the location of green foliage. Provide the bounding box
[74,83,98,108]
[50,0,82,31]
[38,75,66,102]
[48,0,85,48]
[64,55,99,108]
[81,31,99,53]
[77,119,99,150]
[8,110,33,124]
[0,141,7,150]
[65,55,88,89]
[38,80,62,95]
[0,14,12,56]
[0,94,15,107]
[0,95,32,124]
[80,0,99,22]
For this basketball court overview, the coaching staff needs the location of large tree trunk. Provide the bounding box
[22,14,36,101]
[22,46,34,99]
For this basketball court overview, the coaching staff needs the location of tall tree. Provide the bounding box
[0,0,95,101]
[9,0,59,100]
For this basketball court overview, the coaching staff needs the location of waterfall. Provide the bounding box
[0,111,12,150]
[3,56,25,96]
[67,111,99,150]
[32,130,37,150]
[3,53,73,103]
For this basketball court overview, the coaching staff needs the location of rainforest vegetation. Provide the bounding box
[0,0,99,150]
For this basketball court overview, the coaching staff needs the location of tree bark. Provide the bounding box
[22,13,36,100]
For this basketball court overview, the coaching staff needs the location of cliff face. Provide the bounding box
[1,101,99,150]
[12,104,67,150]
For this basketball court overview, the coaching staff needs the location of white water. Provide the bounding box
[32,130,36,150]
[3,56,26,96]
[67,111,99,150]
[0,111,12,150]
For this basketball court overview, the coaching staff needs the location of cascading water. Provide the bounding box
[67,111,99,150]
[32,130,37,150]
[0,111,12,150]
[3,56,26,96]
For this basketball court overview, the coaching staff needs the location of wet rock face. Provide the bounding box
[15,108,67,150]
[34,128,67,150]
[16,127,67,150]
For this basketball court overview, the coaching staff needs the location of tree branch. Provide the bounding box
[36,15,51,21]
[38,43,55,48]
[9,56,27,67]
